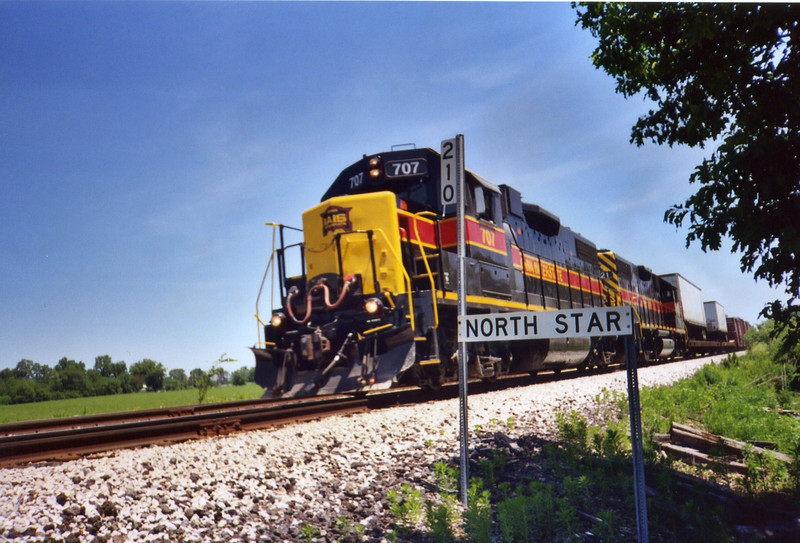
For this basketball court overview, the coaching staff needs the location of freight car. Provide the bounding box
[252,146,744,398]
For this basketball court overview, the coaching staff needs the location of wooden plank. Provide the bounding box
[659,442,748,474]
[670,422,793,464]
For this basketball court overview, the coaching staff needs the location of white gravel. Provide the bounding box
[0,356,722,542]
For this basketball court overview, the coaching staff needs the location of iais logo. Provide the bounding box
[320,205,353,236]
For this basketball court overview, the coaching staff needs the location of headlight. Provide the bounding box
[270,313,285,327]
[364,298,383,314]
[368,157,382,181]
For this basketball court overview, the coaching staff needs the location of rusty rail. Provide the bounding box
[0,396,367,467]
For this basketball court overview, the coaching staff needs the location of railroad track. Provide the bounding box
[0,395,369,468]
[0,360,641,468]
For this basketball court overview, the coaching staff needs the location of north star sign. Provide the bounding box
[458,307,634,342]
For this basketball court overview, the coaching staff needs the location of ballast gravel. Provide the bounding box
[0,356,722,542]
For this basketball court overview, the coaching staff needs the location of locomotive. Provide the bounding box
[251,146,745,398]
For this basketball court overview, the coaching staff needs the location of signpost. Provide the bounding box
[442,133,648,541]
[457,306,648,542]
[442,135,469,507]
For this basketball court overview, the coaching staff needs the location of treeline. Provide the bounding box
[0,355,255,405]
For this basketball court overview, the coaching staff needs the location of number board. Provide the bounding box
[440,138,457,205]
[385,159,428,178]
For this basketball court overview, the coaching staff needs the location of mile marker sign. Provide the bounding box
[440,138,458,206]
[458,307,633,342]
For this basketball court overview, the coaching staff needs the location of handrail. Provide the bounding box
[254,223,302,347]
[254,224,278,347]
[411,212,439,330]
[371,228,416,333]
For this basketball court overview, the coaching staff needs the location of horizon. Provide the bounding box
[1,2,787,372]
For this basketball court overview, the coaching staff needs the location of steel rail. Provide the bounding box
[0,396,367,467]
[0,396,304,436]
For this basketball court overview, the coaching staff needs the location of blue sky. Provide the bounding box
[1,2,786,373]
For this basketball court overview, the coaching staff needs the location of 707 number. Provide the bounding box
[390,161,421,176]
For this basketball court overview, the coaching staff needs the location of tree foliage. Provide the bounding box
[129,358,166,391]
[574,3,800,349]
[1,354,253,405]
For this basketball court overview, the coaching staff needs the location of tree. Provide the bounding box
[231,366,255,386]
[94,355,127,378]
[129,359,166,391]
[13,359,52,382]
[189,368,205,387]
[168,368,187,384]
[574,3,800,353]
[164,369,189,391]
[52,358,89,397]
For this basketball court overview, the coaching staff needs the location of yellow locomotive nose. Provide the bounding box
[302,191,405,297]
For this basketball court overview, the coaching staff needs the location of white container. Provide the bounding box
[661,273,706,328]
[704,301,728,333]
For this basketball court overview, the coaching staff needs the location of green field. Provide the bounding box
[0,383,264,424]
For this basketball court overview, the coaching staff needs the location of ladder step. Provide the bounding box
[419,359,441,366]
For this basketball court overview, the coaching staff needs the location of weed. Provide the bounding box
[557,411,590,458]
[592,423,626,461]
[425,494,459,543]
[562,475,590,509]
[721,353,739,369]
[555,498,581,541]
[300,524,321,543]
[433,462,459,495]
[593,509,619,542]
[386,484,424,533]
[463,480,492,543]
[334,517,364,542]
[497,481,512,500]
[743,445,790,494]
[477,450,507,487]
[195,354,236,404]
[497,483,558,541]
[506,416,517,432]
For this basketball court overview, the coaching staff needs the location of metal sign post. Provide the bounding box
[625,327,649,542]
[442,135,469,507]
[457,306,648,542]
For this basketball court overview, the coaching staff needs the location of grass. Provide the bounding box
[0,383,264,424]
[383,336,800,541]
[636,353,800,455]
